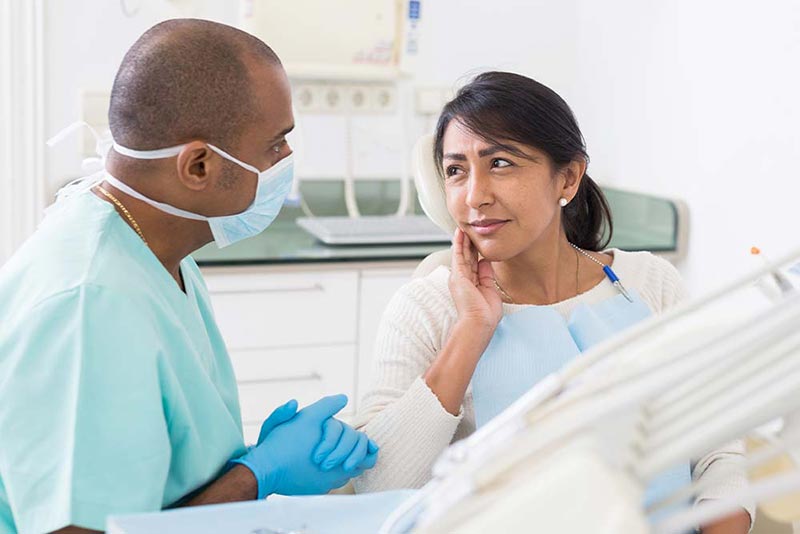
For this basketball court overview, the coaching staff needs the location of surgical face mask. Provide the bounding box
[105,142,294,248]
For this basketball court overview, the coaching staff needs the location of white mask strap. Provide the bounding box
[112,142,186,159]
[47,120,101,148]
[206,144,261,175]
[113,141,262,176]
[103,173,209,222]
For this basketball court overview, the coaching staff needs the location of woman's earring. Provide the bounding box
[559,198,569,207]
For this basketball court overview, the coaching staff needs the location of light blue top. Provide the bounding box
[0,192,247,534]
[471,290,654,428]
[470,289,692,526]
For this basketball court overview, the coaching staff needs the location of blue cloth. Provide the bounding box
[471,305,580,425]
[470,290,692,519]
[107,490,417,534]
[0,192,247,534]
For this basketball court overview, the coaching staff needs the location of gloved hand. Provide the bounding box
[313,417,379,472]
[255,398,300,444]
[231,394,378,498]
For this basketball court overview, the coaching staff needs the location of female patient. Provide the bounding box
[354,71,752,533]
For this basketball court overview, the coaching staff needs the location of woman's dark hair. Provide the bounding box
[433,71,612,251]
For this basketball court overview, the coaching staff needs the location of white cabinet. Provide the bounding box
[202,263,414,444]
[234,345,357,443]
[205,270,359,349]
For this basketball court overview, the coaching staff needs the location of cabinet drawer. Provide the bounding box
[205,271,358,349]
[233,345,356,429]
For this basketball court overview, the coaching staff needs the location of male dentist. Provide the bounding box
[0,19,377,534]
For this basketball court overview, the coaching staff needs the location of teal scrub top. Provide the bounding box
[0,191,247,533]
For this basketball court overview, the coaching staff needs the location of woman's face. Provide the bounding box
[441,120,576,261]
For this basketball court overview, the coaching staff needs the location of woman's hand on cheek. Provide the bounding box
[448,228,504,333]
[423,228,503,416]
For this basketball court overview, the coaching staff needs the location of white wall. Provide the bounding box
[568,0,800,293]
[1,0,45,265]
[414,0,580,88]
[35,0,800,292]
[44,0,582,187]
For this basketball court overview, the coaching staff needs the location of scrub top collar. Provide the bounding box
[86,190,196,301]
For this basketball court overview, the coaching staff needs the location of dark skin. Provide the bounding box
[96,58,293,291]
[50,55,295,534]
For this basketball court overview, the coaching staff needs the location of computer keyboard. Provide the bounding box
[296,215,451,245]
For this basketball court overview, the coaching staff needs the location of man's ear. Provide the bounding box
[175,141,216,192]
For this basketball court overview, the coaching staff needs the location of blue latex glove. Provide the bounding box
[313,418,379,472]
[231,395,378,498]
[254,396,378,477]
[256,398,300,444]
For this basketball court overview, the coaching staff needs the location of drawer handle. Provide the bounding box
[212,283,325,295]
[239,372,323,385]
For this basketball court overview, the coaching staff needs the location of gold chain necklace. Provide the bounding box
[493,278,515,303]
[95,185,149,247]
[493,246,581,305]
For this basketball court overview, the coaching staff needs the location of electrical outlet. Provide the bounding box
[293,81,398,115]
[347,83,397,114]
[346,85,372,113]
[372,84,397,113]
[293,83,329,113]
[293,84,315,111]
[320,84,345,113]
[295,82,347,114]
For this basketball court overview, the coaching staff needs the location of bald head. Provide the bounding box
[109,19,282,151]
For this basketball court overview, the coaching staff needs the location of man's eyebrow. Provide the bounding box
[443,152,467,161]
[268,124,295,142]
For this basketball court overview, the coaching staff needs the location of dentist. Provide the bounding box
[0,19,376,534]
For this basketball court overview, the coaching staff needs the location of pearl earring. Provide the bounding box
[559,198,568,207]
